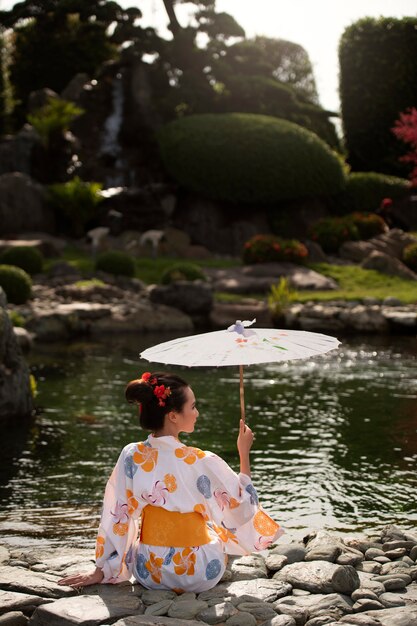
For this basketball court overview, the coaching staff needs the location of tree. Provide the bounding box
[392,108,417,186]
[339,17,417,175]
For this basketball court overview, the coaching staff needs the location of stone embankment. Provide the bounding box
[1,525,417,626]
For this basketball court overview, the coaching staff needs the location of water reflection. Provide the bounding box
[1,334,416,548]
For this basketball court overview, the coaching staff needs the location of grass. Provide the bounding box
[43,245,417,304]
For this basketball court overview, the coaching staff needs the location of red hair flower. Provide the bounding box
[140,372,151,383]
[153,385,172,407]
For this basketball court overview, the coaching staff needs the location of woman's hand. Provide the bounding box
[237,418,254,456]
[58,567,104,588]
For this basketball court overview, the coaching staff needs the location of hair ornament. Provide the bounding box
[139,372,171,406]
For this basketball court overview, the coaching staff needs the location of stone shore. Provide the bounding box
[1,525,417,626]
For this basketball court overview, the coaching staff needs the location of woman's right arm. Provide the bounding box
[58,566,104,588]
[237,418,254,477]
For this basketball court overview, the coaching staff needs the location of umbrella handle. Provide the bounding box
[239,364,245,423]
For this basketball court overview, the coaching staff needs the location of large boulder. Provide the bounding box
[340,228,417,262]
[0,288,33,421]
[274,561,360,595]
[149,281,213,321]
[361,250,417,280]
[0,125,39,177]
[0,173,55,235]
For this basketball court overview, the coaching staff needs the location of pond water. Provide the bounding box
[1,333,417,549]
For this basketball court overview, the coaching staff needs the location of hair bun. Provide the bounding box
[125,379,154,405]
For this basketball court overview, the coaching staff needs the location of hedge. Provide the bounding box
[342,172,409,213]
[339,17,417,176]
[158,113,347,204]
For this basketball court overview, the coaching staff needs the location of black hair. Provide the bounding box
[125,371,189,431]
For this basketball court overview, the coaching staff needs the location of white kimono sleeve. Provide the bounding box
[95,445,141,583]
[197,453,283,555]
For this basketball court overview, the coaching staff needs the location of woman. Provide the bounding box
[58,371,283,591]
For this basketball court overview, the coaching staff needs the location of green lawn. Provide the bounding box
[46,247,417,304]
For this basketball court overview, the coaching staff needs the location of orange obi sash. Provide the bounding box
[140,504,211,547]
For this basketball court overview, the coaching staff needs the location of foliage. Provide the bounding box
[27,97,84,146]
[392,108,417,186]
[95,251,136,277]
[243,234,308,265]
[0,246,43,275]
[0,264,32,304]
[346,213,387,240]
[8,309,25,327]
[342,172,410,213]
[402,243,417,272]
[268,277,297,319]
[158,113,347,203]
[73,279,106,289]
[47,177,103,237]
[29,374,38,399]
[161,262,207,284]
[339,17,417,175]
[310,217,359,253]
[217,74,340,149]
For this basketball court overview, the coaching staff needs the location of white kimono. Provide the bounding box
[95,434,283,592]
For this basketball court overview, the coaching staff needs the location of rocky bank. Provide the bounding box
[1,525,417,626]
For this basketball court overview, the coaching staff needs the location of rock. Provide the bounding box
[364,548,385,560]
[266,554,289,573]
[225,612,257,626]
[352,598,384,612]
[223,578,292,602]
[261,617,297,626]
[0,125,39,178]
[61,73,90,102]
[351,590,379,602]
[0,589,52,614]
[380,561,410,575]
[305,617,336,626]
[144,600,173,616]
[0,566,75,599]
[383,578,409,591]
[304,531,342,563]
[338,615,381,625]
[373,557,390,564]
[30,585,145,625]
[270,543,307,564]
[339,241,375,263]
[275,593,353,623]
[274,561,360,595]
[378,592,406,608]
[149,281,213,318]
[235,600,277,620]
[197,600,237,624]
[401,557,415,566]
[108,616,203,626]
[167,599,208,619]
[0,546,9,565]
[373,574,411,586]
[382,541,417,552]
[0,298,33,422]
[0,173,54,235]
[381,526,408,542]
[410,546,417,561]
[141,590,176,605]
[362,250,417,280]
[0,612,28,625]
[229,554,268,581]
[384,548,407,559]
[364,606,417,625]
[210,300,272,330]
[356,562,381,574]
[12,327,33,352]
[0,234,65,258]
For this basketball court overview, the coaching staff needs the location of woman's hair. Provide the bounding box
[125,371,189,431]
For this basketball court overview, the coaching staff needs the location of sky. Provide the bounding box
[1,0,416,112]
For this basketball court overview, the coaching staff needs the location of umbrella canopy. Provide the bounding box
[140,320,340,420]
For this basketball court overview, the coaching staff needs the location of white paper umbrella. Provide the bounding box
[140,320,340,421]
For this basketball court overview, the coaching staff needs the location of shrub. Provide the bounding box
[268,277,297,321]
[243,234,308,264]
[339,17,417,175]
[161,263,207,284]
[0,246,43,275]
[48,176,103,237]
[346,212,387,240]
[0,265,32,304]
[158,113,347,204]
[310,217,359,253]
[402,243,417,272]
[342,172,409,213]
[28,97,84,146]
[8,310,25,327]
[95,251,135,277]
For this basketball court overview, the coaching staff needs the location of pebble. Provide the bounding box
[2,526,417,626]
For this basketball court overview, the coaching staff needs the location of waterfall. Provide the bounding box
[100,73,126,187]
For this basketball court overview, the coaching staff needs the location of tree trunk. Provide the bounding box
[161,0,182,36]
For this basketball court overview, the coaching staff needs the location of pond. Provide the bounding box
[1,333,417,549]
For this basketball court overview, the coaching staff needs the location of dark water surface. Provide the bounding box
[1,333,417,548]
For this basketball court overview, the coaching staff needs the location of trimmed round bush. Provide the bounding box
[0,246,43,275]
[161,263,206,284]
[347,212,387,240]
[0,265,32,304]
[95,251,135,277]
[343,172,409,213]
[310,217,359,253]
[402,243,417,272]
[243,234,308,265]
[158,113,347,203]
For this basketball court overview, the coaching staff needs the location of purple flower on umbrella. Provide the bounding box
[227,319,257,338]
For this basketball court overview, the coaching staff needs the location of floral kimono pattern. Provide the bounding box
[95,434,283,592]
